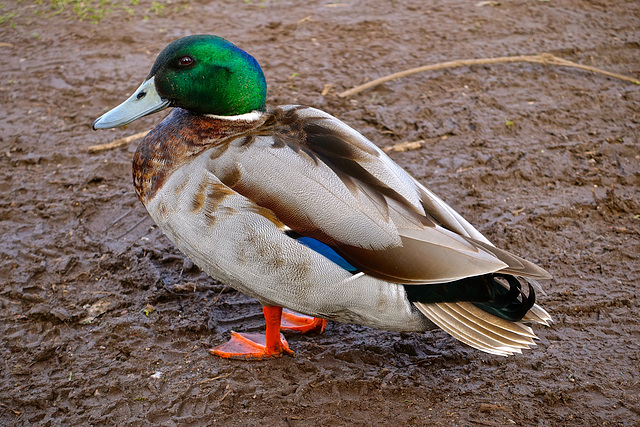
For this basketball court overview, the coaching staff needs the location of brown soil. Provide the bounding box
[1,1,639,425]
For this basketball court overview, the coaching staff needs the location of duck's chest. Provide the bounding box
[132,118,308,303]
[141,150,284,296]
[132,108,264,204]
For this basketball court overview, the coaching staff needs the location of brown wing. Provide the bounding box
[206,105,551,283]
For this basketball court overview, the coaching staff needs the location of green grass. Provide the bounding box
[1,0,191,26]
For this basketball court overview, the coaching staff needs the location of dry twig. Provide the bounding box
[198,372,232,385]
[87,130,149,154]
[338,53,639,98]
[382,140,426,153]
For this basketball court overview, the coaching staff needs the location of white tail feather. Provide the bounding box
[522,303,552,326]
[414,301,549,356]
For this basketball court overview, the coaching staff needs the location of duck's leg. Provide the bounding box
[280,309,328,334]
[209,306,294,359]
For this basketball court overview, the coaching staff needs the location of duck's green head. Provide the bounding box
[92,35,266,129]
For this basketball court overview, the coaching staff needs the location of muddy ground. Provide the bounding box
[1,0,639,425]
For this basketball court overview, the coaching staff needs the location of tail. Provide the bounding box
[407,275,552,356]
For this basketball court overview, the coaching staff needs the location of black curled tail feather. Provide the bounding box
[474,275,535,322]
[405,274,536,322]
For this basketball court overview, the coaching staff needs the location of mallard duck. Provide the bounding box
[93,35,552,359]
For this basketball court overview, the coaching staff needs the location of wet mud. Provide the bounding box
[1,0,639,425]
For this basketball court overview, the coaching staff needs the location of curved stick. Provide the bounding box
[88,130,149,153]
[338,53,639,98]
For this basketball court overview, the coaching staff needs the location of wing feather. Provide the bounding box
[207,105,550,284]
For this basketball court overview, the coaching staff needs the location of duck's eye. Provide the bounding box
[178,56,194,67]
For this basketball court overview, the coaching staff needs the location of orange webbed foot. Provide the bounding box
[281,309,328,334]
[209,331,293,360]
[209,306,295,359]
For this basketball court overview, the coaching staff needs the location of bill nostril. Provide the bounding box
[137,91,146,100]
